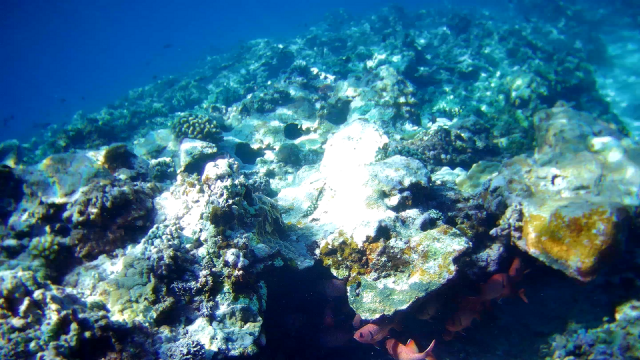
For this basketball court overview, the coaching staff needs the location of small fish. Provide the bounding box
[517,288,528,303]
[416,298,440,321]
[508,257,525,282]
[480,273,511,301]
[386,339,436,360]
[59,98,66,104]
[445,308,480,334]
[163,43,173,49]
[457,296,486,313]
[480,259,529,303]
[352,314,362,328]
[152,75,158,80]
[353,322,397,344]
[81,96,85,100]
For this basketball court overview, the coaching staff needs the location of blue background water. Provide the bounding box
[0,0,505,143]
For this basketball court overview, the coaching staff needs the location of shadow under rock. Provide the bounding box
[250,261,388,360]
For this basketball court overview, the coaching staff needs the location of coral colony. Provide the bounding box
[1,2,640,360]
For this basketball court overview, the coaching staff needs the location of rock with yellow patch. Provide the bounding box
[519,200,623,281]
[492,102,638,281]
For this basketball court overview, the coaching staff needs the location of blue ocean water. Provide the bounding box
[0,0,492,142]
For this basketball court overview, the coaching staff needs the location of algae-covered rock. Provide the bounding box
[549,300,640,360]
[239,87,294,114]
[318,96,351,125]
[63,179,158,261]
[278,121,470,319]
[348,225,470,319]
[520,200,624,281]
[492,102,639,281]
[133,129,178,160]
[0,269,136,360]
[456,161,501,194]
[18,152,110,202]
[149,157,177,182]
[382,116,499,171]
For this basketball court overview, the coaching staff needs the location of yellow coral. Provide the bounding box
[522,202,617,280]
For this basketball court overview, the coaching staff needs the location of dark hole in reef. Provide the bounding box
[243,186,256,207]
[284,123,304,140]
[235,142,265,165]
[71,321,148,360]
[373,222,392,241]
[0,165,24,225]
[418,213,438,231]
[252,261,378,360]
[47,244,79,285]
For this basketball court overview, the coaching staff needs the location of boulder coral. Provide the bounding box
[171,112,225,144]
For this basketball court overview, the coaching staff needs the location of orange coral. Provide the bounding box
[522,203,617,281]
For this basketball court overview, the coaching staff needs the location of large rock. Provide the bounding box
[493,102,639,281]
[177,138,219,174]
[277,120,470,319]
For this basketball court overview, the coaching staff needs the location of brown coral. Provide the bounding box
[63,179,159,261]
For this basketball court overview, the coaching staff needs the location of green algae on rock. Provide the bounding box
[348,225,469,319]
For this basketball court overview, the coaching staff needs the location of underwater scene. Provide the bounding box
[1,0,640,359]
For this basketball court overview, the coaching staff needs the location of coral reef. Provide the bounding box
[63,179,158,261]
[548,300,640,360]
[1,2,639,359]
[0,269,152,360]
[277,121,470,319]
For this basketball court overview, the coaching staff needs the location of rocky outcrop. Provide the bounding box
[490,102,639,281]
[277,120,471,319]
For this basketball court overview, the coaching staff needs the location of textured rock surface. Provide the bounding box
[1,2,639,359]
[278,120,470,319]
[0,269,148,360]
[178,138,219,174]
[491,102,639,281]
[548,300,640,360]
[56,158,314,357]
